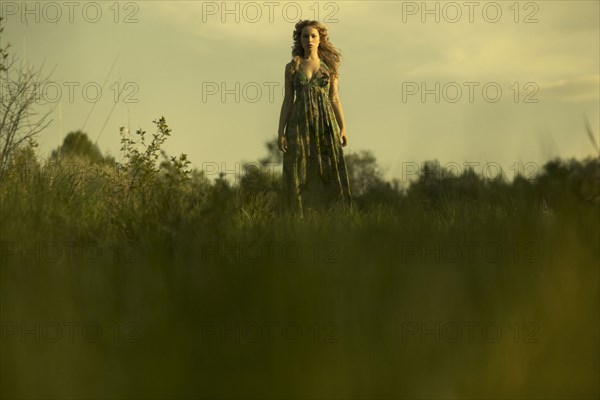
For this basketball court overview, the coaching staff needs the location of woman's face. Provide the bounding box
[301,26,320,55]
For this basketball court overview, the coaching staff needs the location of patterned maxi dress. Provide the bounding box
[281,59,353,217]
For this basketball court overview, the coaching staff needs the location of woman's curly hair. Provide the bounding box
[288,20,342,79]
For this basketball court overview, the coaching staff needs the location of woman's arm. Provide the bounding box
[278,63,295,136]
[329,74,348,146]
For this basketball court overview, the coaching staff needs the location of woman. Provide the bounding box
[277,20,353,218]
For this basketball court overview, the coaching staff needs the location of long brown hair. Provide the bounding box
[287,20,342,79]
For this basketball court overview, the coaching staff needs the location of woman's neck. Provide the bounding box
[303,51,319,61]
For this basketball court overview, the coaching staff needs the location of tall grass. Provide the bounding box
[1,118,598,398]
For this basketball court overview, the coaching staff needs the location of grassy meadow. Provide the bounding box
[1,118,599,398]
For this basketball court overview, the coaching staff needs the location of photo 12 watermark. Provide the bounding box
[198,320,340,344]
[400,1,540,24]
[401,81,540,104]
[199,1,340,23]
[200,161,281,184]
[400,321,540,344]
[392,240,540,264]
[398,161,542,183]
[199,79,344,104]
[0,240,141,264]
[201,81,281,104]
[0,1,140,24]
[197,240,340,264]
[1,321,141,344]
[0,80,140,105]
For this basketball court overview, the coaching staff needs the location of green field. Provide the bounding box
[1,118,599,399]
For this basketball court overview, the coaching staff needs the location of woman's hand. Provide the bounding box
[340,128,349,147]
[278,133,287,153]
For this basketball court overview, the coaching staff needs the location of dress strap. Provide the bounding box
[319,61,332,80]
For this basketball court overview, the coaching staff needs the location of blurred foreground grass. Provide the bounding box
[1,120,598,398]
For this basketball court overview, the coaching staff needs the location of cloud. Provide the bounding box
[541,74,600,102]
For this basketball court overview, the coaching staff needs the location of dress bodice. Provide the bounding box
[293,59,331,95]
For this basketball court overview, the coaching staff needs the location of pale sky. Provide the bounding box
[1,1,598,185]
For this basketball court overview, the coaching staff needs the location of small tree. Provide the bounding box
[344,149,386,197]
[50,130,105,163]
[0,16,54,182]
